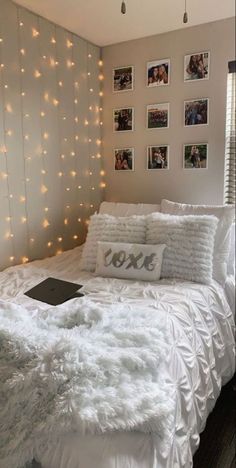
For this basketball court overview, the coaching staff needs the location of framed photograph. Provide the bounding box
[147,103,169,129]
[184,51,210,82]
[113,107,134,132]
[114,148,134,171]
[184,98,209,126]
[147,145,169,170]
[147,59,170,87]
[113,66,134,92]
[183,143,208,169]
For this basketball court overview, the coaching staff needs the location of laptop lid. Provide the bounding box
[24,277,83,306]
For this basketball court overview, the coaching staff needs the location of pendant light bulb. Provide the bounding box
[121,1,126,14]
[183,0,188,23]
[183,11,188,23]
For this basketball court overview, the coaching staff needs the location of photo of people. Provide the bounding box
[147,103,169,129]
[184,99,209,126]
[113,108,134,132]
[113,66,134,92]
[147,146,169,170]
[114,148,134,171]
[147,59,170,87]
[183,144,208,169]
[184,52,210,81]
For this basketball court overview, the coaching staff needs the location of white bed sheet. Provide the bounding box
[0,246,235,468]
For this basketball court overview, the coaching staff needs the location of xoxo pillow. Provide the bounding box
[95,242,166,281]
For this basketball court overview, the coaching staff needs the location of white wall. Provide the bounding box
[0,0,104,270]
[102,18,235,205]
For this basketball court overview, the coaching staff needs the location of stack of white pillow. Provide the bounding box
[80,199,235,286]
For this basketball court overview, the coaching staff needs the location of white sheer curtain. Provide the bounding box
[224,61,236,205]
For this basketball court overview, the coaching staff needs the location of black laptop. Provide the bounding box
[24,277,84,306]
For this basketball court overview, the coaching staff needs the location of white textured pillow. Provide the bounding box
[99,202,161,216]
[146,212,218,284]
[161,199,235,284]
[80,214,146,272]
[95,242,166,281]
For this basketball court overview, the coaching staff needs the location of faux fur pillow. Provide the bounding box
[95,242,166,281]
[146,212,218,284]
[80,214,146,272]
[161,199,235,285]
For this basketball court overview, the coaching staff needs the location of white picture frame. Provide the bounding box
[184,98,209,127]
[147,58,170,87]
[112,66,134,93]
[147,103,170,129]
[147,145,169,170]
[183,143,208,169]
[114,147,135,171]
[113,107,134,132]
[184,51,210,82]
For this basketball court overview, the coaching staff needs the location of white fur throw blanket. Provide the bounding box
[0,298,175,468]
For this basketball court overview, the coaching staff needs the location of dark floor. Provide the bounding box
[193,377,236,468]
[30,378,235,468]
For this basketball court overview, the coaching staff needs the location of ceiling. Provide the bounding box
[14,0,235,46]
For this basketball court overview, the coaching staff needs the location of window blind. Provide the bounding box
[224,60,236,205]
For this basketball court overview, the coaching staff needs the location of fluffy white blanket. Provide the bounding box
[0,297,175,468]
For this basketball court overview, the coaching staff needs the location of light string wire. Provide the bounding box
[0,20,16,261]
[87,42,92,218]
[37,15,51,240]
[71,32,81,240]
[17,7,31,259]
[54,24,66,250]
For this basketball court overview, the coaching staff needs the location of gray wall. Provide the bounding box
[0,0,104,270]
[102,18,235,205]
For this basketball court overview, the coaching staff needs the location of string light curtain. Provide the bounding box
[224,60,236,205]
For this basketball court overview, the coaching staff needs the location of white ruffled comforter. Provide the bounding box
[0,246,235,468]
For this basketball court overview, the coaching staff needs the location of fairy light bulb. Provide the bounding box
[34,70,41,78]
[41,184,48,194]
[98,60,103,66]
[5,104,12,113]
[20,48,25,55]
[58,237,63,242]
[32,28,39,37]
[22,256,29,263]
[47,241,53,247]
[73,235,78,240]
[10,256,15,261]
[43,219,50,228]
[51,37,56,44]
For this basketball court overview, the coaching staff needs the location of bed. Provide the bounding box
[0,201,235,468]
